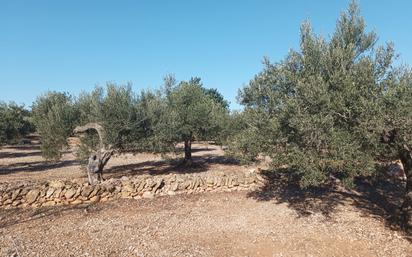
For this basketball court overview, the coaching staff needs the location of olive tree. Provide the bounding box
[0,102,33,145]
[32,92,78,160]
[160,77,228,165]
[234,1,412,226]
[74,83,138,183]
[380,70,412,227]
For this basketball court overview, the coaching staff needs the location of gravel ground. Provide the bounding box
[1,141,411,256]
[1,191,411,257]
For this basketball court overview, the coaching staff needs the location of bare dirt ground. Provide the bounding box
[1,141,412,256]
[0,141,246,185]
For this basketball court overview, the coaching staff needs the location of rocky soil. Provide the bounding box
[1,191,411,257]
[0,142,411,256]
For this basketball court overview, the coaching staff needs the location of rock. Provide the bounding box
[227,177,233,188]
[70,199,83,205]
[152,179,164,193]
[136,181,146,192]
[42,201,56,207]
[11,189,21,201]
[114,186,121,193]
[245,176,255,184]
[121,191,132,198]
[169,182,179,192]
[73,187,82,198]
[53,188,63,198]
[49,180,65,188]
[103,184,115,193]
[193,178,200,189]
[89,195,100,203]
[177,181,187,190]
[26,189,40,204]
[216,177,222,187]
[169,174,177,182]
[145,179,155,189]
[142,191,154,199]
[12,200,21,207]
[100,197,110,202]
[122,184,134,193]
[238,176,245,185]
[11,189,22,201]
[89,187,100,198]
[167,191,176,196]
[21,187,30,195]
[121,176,130,181]
[2,193,9,201]
[206,176,214,186]
[64,188,77,199]
[82,186,94,197]
[45,187,55,198]
[39,188,47,198]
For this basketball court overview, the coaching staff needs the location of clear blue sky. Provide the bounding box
[1,0,411,110]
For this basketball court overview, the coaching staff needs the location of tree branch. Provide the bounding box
[73,123,106,149]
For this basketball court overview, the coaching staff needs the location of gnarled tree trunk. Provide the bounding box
[382,129,412,228]
[74,123,113,185]
[398,145,412,229]
[183,133,193,166]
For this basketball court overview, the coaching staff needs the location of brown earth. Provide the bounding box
[0,142,411,256]
[0,141,247,185]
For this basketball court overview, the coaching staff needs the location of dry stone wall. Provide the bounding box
[0,171,265,209]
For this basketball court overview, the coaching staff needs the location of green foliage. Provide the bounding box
[0,102,33,145]
[380,68,412,155]
[71,78,229,161]
[166,78,227,142]
[32,92,78,160]
[202,87,230,110]
[77,83,136,146]
[76,131,100,164]
[131,90,169,152]
[234,1,401,187]
[75,83,139,158]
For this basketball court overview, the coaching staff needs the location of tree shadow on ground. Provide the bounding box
[0,160,78,175]
[105,155,240,179]
[0,202,106,230]
[3,144,41,151]
[0,144,42,159]
[0,151,42,159]
[248,168,409,237]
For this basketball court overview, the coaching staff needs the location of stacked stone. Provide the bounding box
[0,171,265,209]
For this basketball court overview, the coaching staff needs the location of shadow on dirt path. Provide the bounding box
[248,168,411,240]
